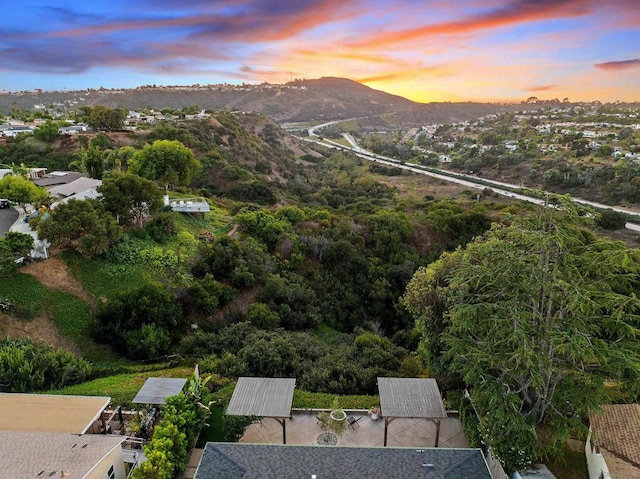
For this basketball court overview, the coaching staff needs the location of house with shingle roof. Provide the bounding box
[0,431,126,479]
[0,394,129,478]
[586,404,640,479]
[194,443,492,479]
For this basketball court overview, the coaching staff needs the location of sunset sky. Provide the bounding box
[1,0,639,103]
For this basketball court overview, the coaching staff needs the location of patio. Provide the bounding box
[239,410,469,448]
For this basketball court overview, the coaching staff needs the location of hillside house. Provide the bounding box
[0,431,126,479]
[586,404,640,479]
[0,393,148,476]
[0,125,34,137]
[194,443,492,479]
[32,171,87,188]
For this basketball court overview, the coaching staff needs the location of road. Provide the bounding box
[304,126,640,231]
[0,208,19,237]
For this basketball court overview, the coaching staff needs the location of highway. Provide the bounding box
[304,126,640,232]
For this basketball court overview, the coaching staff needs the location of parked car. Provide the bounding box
[23,211,39,222]
[0,199,10,209]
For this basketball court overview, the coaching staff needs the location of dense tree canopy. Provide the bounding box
[404,200,640,471]
[33,121,61,142]
[82,105,127,131]
[96,283,184,360]
[0,174,46,213]
[0,231,34,276]
[37,198,122,256]
[0,339,91,392]
[128,140,200,191]
[98,173,164,227]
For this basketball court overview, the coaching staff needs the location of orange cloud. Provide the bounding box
[528,84,559,91]
[594,59,640,71]
[357,65,451,84]
[352,0,592,47]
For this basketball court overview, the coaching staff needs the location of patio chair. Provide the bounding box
[347,416,362,429]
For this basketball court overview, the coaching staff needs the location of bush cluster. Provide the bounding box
[132,393,206,479]
[0,339,91,392]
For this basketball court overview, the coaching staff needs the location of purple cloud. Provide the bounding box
[595,59,640,71]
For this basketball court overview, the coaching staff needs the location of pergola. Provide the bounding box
[132,377,188,405]
[377,377,448,447]
[226,377,296,444]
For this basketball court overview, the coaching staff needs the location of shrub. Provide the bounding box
[597,209,627,230]
[133,389,209,479]
[96,283,184,360]
[222,414,259,442]
[0,339,91,392]
[187,275,236,315]
[246,302,280,329]
[459,395,483,449]
[145,212,177,243]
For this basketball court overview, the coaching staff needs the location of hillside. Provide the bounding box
[1,77,535,126]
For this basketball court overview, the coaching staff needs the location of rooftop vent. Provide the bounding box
[422,464,434,475]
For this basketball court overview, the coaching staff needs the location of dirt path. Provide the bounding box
[0,312,79,353]
[22,257,96,308]
[0,257,91,353]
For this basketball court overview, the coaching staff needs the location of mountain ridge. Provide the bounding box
[1,77,541,126]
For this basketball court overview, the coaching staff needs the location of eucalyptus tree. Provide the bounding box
[404,198,640,471]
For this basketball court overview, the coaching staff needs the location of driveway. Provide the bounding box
[0,207,19,238]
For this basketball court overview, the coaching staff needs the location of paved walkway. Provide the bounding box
[7,206,50,258]
[239,411,468,449]
[183,448,204,479]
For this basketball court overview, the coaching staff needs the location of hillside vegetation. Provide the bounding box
[1,108,638,475]
[1,77,541,126]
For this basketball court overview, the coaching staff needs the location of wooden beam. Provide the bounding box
[274,418,286,444]
[383,417,398,446]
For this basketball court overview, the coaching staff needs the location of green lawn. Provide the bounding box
[46,290,126,366]
[293,390,379,410]
[63,253,152,300]
[0,273,48,319]
[47,366,194,405]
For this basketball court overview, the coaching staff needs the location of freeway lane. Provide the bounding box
[303,127,640,231]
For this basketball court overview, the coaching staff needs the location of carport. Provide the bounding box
[132,377,189,405]
[226,377,296,444]
[378,377,448,447]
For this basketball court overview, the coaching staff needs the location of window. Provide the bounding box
[107,465,115,479]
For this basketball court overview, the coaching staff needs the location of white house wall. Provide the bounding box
[585,429,611,479]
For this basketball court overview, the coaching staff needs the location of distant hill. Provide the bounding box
[0,77,536,126]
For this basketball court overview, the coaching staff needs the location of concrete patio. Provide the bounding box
[239,410,469,448]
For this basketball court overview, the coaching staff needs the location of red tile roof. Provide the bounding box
[589,404,640,478]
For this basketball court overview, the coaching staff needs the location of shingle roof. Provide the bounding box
[0,393,110,434]
[132,377,188,405]
[195,443,492,479]
[33,172,86,187]
[0,431,124,478]
[589,404,640,476]
[226,377,296,418]
[48,177,102,197]
[378,378,447,418]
